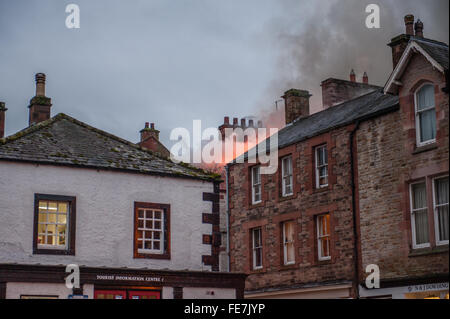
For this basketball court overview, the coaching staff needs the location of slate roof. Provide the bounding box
[0,113,219,181]
[413,37,449,70]
[232,88,399,164]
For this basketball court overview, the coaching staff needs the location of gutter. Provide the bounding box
[225,164,231,272]
[350,120,361,299]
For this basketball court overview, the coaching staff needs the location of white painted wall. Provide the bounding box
[5,282,94,299]
[0,162,214,271]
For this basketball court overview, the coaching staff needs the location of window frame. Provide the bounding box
[316,213,331,261]
[281,156,294,197]
[409,181,431,249]
[133,202,171,260]
[432,176,449,246]
[251,227,263,270]
[315,145,329,189]
[33,194,76,256]
[251,166,262,205]
[282,221,295,265]
[414,83,437,147]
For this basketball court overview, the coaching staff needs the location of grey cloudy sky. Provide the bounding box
[0,0,448,148]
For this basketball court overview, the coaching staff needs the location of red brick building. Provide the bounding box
[226,15,448,299]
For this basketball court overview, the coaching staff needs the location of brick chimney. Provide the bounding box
[415,19,424,38]
[140,122,160,142]
[321,73,379,109]
[388,15,415,69]
[282,89,311,125]
[28,73,52,126]
[0,101,7,138]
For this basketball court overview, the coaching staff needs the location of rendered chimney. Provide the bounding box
[282,89,311,125]
[350,69,356,82]
[415,19,424,38]
[388,15,415,69]
[28,73,52,126]
[0,101,7,138]
[362,72,369,84]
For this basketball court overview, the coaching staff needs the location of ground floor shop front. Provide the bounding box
[0,264,246,299]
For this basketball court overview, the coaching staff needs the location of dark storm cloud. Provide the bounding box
[0,0,448,149]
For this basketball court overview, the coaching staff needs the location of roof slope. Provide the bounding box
[0,113,218,181]
[413,37,449,70]
[233,89,399,164]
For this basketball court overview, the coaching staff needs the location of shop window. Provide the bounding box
[33,194,76,255]
[134,202,170,259]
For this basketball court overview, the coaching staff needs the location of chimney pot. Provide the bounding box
[249,120,254,127]
[415,19,424,38]
[224,116,229,125]
[404,14,415,36]
[350,69,356,82]
[363,72,369,84]
[257,120,262,128]
[145,122,149,128]
[151,123,155,130]
[240,118,246,127]
[233,117,238,125]
[35,73,46,97]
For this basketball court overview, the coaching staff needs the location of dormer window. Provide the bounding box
[415,84,436,146]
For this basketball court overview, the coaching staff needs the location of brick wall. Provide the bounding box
[228,126,356,293]
[356,52,449,283]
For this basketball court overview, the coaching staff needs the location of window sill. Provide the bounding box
[409,245,449,257]
[412,143,438,154]
[134,252,171,260]
[33,248,74,256]
[248,268,266,275]
[279,263,297,271]
[278,193,297,203]
[312,186,331,194]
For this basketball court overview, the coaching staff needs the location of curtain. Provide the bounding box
[417,85,436,142]
[436,178,449,242]
[412,183,429,245]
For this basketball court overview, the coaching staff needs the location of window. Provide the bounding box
[33,194,76,255]
[252,227,263,270]
[134,202,170,259]
[317,214,331,261]
[251,166,262,204]
[281,156,293,197]
[315,145,328,188]
[410,182,430,249]
[433,177,449,246]
[282,221,295,265]
[415,84,436,146]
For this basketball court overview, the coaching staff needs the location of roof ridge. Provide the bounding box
[411,36,449,48]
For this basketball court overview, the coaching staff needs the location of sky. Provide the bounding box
[0,0,448,149]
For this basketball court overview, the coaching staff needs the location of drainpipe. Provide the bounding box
[350,120,361,299]
[225,164,231,272]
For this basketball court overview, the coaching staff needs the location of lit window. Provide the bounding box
[282,156,293,197]
[252,166,262,204]
[134,202,170,259]
[415,84,436,146]
[315,145,328,189]
[410,182,430,249]
[252,227,263,270]
[317,214,331,261]
[433,177,449,245]
[282,221,295,265]
[33,194,76,255]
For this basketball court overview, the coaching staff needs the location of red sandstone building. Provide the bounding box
[226,15,448,299]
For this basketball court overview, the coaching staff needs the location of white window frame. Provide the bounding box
[409,181,431,249]
[281,156,293,197]
[282,221,295,265]
[315,145,328,189]
[414,83,437,147]
[137,208,165,255]
[317,214,331,261]
[37,200,69,250]
[251,166,262,205]
[252,228,263,270]
[432,176,449,246]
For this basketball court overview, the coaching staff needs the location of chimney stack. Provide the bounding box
[0,101,7,138]
[362,72,369,84]
[350,69,356,82]
[388,15,416,70]
[140,122,160,142]
[282,89,311,125]
[28,73,52,126]
[415,19,424,38]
